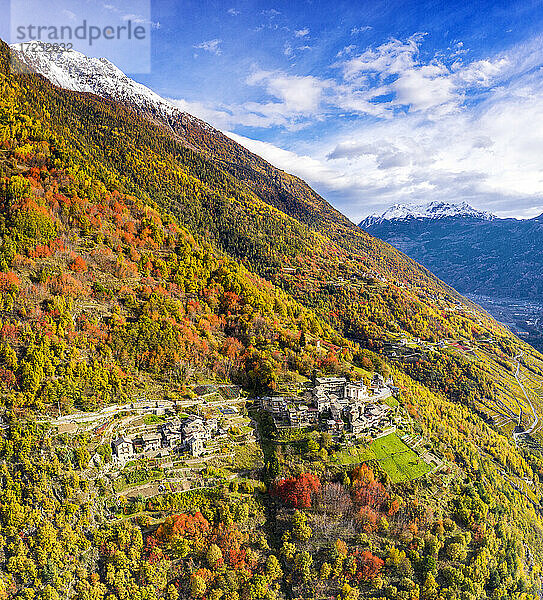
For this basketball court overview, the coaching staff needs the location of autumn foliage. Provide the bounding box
[350,465,392,532]
[271,472,321,508]
[351,465,388,510]
[0,271,20,292]
[355,550,384,580]
[155,511,210,554]
[152,511,251,571]
[70,255,88,272]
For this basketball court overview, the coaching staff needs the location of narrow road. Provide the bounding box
[513,352,539,440]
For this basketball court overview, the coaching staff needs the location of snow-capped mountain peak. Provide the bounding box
[13,42,163,101]
[9,41,213,131]
[360,201,495,227]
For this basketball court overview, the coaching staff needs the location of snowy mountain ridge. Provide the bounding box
[360,201,495,227]
[10,41,214,131]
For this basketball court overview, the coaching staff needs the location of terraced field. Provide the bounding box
[453,341,543,446]
[333,432,432,483]
[368,433,433,483]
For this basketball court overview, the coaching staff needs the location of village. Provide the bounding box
[44,383,263,501]
[106,373,400,466]
[260,373,401,439]
[111,412,223,463]
[106,386,254,466]
[46,371,443,500]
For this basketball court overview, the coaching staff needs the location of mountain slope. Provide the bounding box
[360,202,543,299]
[11,44,505,342]
[13,43,348,229]
[4,40,543,600]
[13,44,458,274]
[8,41,543,423]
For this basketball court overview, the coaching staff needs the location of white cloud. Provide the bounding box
[316,66,543,220]
[193,39,222,55]
[168,99,233,128]
[227,8,240,16]
[294,28,310,37]
[336,45,356,58]
[351,26,372,35]
[247,70,331,114]
[180,34,543,129]
[122,13,147,23]
[61,9,77,21]
[392,63,457,112]
[341,34,424,80]
[284,40,312,59]
[170,33,543,219]
[168,98,284,130]
[120,13,161,29]
[224,40,543,220]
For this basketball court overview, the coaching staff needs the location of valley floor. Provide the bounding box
[459,295,543,352]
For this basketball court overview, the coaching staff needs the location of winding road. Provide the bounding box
[512,352,540,441]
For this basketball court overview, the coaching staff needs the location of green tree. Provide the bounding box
[207,543,223,569]
[265,555,282,581]
[190,574,206,598]
[292,510,312,542]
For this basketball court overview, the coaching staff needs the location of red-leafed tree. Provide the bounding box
[355,550,384,580]
[357,506,380,533]
[351,464,375,486]
[70,255,88,273]
[271,473,321,508]
[0,271,20,292]
[209,522,247,568]
[155,512,210,551]
[351,465,388,511]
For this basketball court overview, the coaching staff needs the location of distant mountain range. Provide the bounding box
[362,201,495,226]
[360,201,543,299]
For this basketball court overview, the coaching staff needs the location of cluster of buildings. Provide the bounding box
[112,415,220,463]
[261,374,399,437]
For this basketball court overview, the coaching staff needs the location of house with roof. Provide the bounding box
[345,382,369,401]
[160,422,184,447]
[314,376,348,396]
[140,432,162,453]
[112,436,134,463]
[351,416,369,436]
[185,435,204,457]
[182,417,211,441]
[261,396,287,417]
[324,418,344,432]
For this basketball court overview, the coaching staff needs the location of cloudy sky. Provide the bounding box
[5,0,543,220]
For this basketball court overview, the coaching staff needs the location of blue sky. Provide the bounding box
[4,0,543,219]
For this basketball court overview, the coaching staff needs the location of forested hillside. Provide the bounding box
[1,40,543,600]
[7,44,517,345]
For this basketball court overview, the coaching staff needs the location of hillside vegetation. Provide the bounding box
[1,40,543,600]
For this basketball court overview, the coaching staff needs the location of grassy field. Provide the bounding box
[333,433,432,483]
[384,396,399,408]
[370,433,432,483]
[332,445,372,466]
